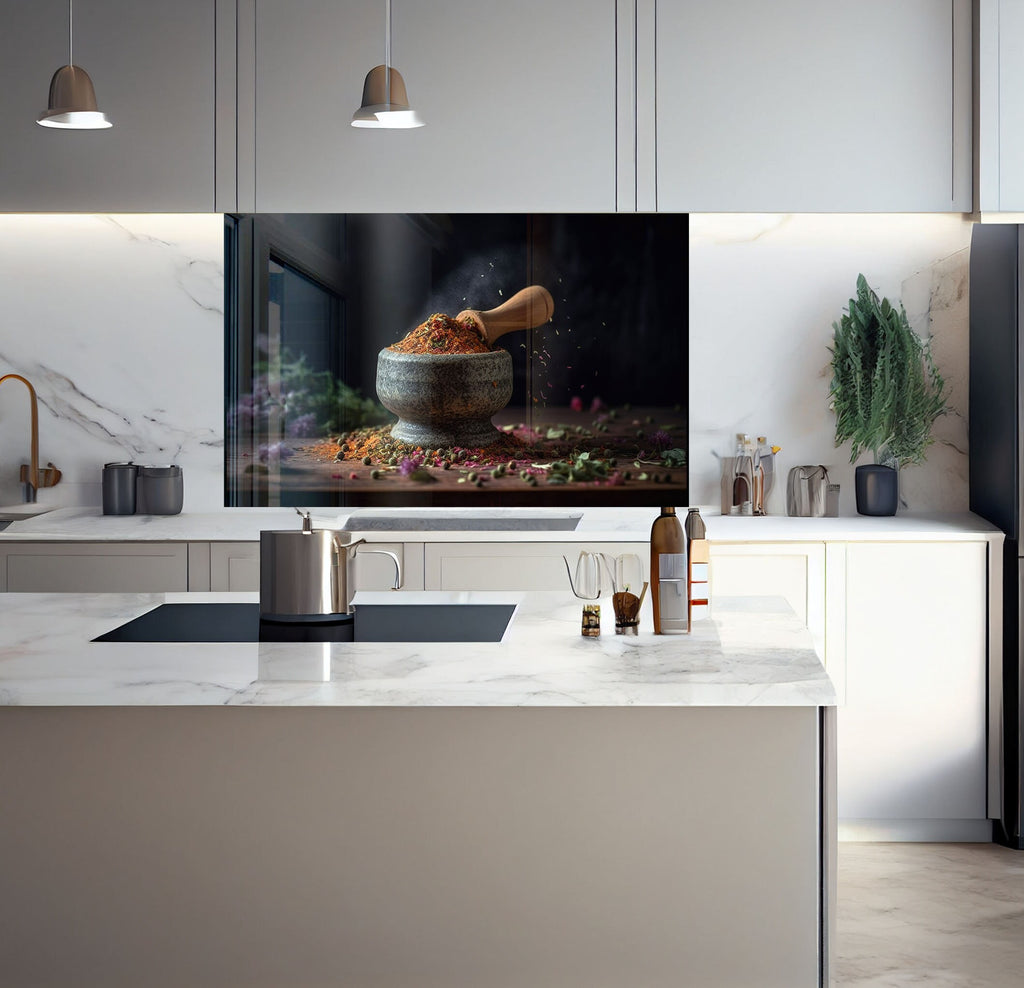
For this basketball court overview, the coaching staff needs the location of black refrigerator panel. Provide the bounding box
[969,223,1021,539]
[996,548,1024,848]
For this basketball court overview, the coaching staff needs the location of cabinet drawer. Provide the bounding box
[207,541,425,593]
[1,543,188,593]
[424,542,648,592]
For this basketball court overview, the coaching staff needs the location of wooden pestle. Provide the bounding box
[457,285,555,346]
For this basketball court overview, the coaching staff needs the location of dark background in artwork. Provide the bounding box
[227,213,689,506]
[369,213,690,416]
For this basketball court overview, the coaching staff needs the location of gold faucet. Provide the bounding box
[0,374,61,503]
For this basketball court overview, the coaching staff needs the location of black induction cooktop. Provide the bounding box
[93,602,516,644]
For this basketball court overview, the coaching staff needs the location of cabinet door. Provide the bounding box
[208,541,425,592]
[250,0,616,211]
[658,0,971,211]
[424,542,648,591]
[0,0,215,211]
[708,543,825,658]
[1,543,188,592]
[210,542,261,592]
[979,0,1024,210]
[838,542,988,839]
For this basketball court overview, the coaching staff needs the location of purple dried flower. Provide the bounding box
[287,413,318,438]
[258,442,295,463]
[651,430,672,449]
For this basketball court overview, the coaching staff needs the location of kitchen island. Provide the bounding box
[0,590,836,988]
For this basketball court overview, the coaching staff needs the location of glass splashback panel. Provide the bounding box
[226,214,688,507]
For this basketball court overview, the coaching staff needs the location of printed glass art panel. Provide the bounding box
[226,214,688,507]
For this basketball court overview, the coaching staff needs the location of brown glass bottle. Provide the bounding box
[651,505,687,634]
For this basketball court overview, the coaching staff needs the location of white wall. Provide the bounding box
[0,215,223,510]
[689,214,974,515]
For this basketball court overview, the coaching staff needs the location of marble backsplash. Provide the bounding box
[688,213,975,516]
[0,212,977,517]
[0,214,224,510]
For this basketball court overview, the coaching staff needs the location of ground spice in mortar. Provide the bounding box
[389,313,490,355]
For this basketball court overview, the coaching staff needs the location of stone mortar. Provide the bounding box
[376,348,514,448]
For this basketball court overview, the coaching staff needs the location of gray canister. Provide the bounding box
[136,465,184,515]
[102,462,138,515]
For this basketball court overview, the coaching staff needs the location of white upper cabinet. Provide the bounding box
[977,0,1024,212]
[656,0,972,212]
[0,1,978,213]
[246,0,617,212]
[0,0,215,212]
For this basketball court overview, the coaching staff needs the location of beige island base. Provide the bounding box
[0,591,836,988]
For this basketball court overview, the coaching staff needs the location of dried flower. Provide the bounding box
[287,413,318,438]
[258,442,294,463]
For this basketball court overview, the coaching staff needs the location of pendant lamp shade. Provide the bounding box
[351,0,423,129]
[351,65,424,129]
[37,64,111,129]
[37,0,111,130]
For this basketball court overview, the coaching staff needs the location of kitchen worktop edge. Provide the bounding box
[0,506,1004,544]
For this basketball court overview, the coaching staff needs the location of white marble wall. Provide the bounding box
[689,214,974,515]
[0,213,977,517]
[0,215,224,510]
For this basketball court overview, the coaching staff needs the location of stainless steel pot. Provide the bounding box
[259,510,402,618]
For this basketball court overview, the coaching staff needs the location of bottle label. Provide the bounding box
[657,576,688,632]
[658,552,686,581]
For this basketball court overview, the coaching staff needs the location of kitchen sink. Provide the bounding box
[0,504,55,523]
[94,602,516,644]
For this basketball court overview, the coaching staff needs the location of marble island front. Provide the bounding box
[0,591,836,988]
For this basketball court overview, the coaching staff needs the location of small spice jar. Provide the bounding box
[581,604,601,637]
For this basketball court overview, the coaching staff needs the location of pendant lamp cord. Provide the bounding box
[384,0,391,107]
[69,0,74,67]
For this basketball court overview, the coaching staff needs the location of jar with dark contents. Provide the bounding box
[581,604,601,637]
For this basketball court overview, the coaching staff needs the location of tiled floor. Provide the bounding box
[836,843,1024,987]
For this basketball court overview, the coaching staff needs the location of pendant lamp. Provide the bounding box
[351,0,423,129]
[37,0,112,129]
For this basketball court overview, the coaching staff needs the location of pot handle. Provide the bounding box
[334,536,402,591]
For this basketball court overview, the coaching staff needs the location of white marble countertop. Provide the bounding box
[0,590,836,708]
[0,504,1004,544]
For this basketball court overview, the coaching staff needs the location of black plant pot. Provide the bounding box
[855,464,898,516]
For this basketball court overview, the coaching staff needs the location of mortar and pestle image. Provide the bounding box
[375,285,554,449]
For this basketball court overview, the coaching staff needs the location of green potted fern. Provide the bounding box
[828,274,947,515]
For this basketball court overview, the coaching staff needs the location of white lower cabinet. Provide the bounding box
[206,541,425,592]
[709,543,826,658]
[707,538,990,841]
[423,542,649,592]
[209,543,261,592]
[0,543,188,593]
[836,541,989,841]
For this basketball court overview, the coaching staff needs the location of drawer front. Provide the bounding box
[2,543,188,593]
